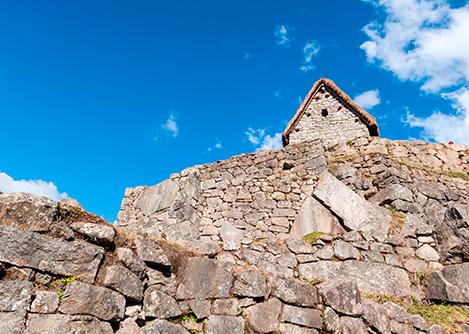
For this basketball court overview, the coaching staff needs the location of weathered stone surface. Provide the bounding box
[279,323,319,334]
[231,269,267,298]
[313,172,391,241]
[285,238,314,254]
[0,193,57,233]
[103,265,144,302]
[204,315,244,334]
[270,276,319,307]
[188,299,211,319]
[0,226,104,283]
[424,263,469,303]
[134,179,178,215]
[0,280,33,312]
[220,222,243,251]
[59,282,126,321]
[416,244,440,262]
[290,196,344,238]
[211,298,239,315]
[116,318,142,334]
[0,311,27,334]
[318,279,362,315]
[370,184,413,205]
[116,247,146,278]
[281,305,321,329]
[135,238,170,267]
[143,287,182,319]
[245,298,282,333]
[176,257,233,299]
[25,314,113,334]
[339,316,368,334]
[299,260,411,297]
[30,291,59,314]
[361,299,391,334]
[141,319,189,334]
[333,240,360,260]
[434,205,469,264]
[69,221,115,245]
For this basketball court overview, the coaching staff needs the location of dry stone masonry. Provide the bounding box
[0,135,469,333]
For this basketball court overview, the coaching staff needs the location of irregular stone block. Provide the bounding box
[135,238,170,267]
[59,282,125,321]
[290,196,344,238]
[424,263,469,303]
[25,314,113,334]
[0,226,104,283]
[281,305,321,328]
[143,287,181,319]
[30,291,59,314]
[332,240,360,260]
[370,184,414,205]
[176,257,233,299]
[116,318,142,334]
[279,323,319,334]
[0,280,33,312]
[220,222,243,251]
[211,298,239,315]
[270,276,319,307]
[361,300,391,334]
[116,247,146,278]
[339,316,368,334]
[188,299,211,319]
[69,222,115,246]
[103,265,144,302]
[318,279,363,315]
[142,319,188,334]
[231,269,267,298]
[135,179,178,215]
[416,244,440,262]
[434,205,469,264]
[0,311,26,334]
[245,298,282,333]
[299,260,411,297]
[204,315,244,334]
[313,172,391,241]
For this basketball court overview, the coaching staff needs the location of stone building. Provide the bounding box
[283,78,380,147]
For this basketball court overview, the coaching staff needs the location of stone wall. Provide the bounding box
[1,136,469,334]
[288,85,371,147]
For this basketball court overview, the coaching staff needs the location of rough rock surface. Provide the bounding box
[0,137,468,334]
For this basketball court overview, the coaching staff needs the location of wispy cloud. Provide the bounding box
[162,113,179,138]
[0,172,68,201]
[245,128,283,151]
[206,139,222,152]
[361,0,469,144]
[299,40,320,72]
[353,89,381,109]
[275,25,291,47]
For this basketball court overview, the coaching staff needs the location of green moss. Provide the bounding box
[59,275,77,284]
[407,299,469,333]
[303,231,324,243]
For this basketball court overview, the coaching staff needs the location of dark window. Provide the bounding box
[321,109,328,117]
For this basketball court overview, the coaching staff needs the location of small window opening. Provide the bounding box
[321,109,328,117]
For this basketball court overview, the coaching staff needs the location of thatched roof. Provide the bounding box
[283,78,380,145]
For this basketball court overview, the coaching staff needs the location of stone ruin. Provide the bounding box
[0,134,468,334]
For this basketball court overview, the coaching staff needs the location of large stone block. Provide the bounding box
[270,276,319,307]
[0,280,33,312]
[0,226,104,283]
[143,287,182,319]
[103,265,144,302]
[142,319,189,334]
[289,196,344,238]
[313,172,391,241]
[245,298,282,333]
[0,312,27,334]
[25,314,113,334]
[59,282,126,321]
[424,263,469,303]
[299,260,411,297]
[204,315,244,334]
[176,257,233,299]
[134,179,178,215]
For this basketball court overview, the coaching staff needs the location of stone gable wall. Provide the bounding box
[288,85,371,147]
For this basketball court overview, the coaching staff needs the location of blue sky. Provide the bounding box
[1,0,468,221]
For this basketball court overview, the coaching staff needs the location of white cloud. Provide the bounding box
[206,140,222,152]
[162,114,179,137]
[361,0,469,144]
[353,89,381,109]
[275,25,290,47]
[406,87,469,144]
[0,172,68,201]
[299,40,320,73]
[245,128,283,151]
